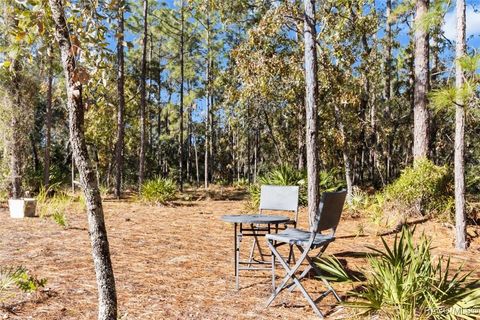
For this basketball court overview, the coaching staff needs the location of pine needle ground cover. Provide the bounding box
[0,188,479,319]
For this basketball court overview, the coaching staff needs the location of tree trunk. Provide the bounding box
[31,134,39,172]
[186,103,191,182]
[335,104,353,203]
[246,104,251,183]
[413,0,430,160]
[194,135,200,186]
[139,0,148,189]
[48,1,117,318]
[9,60,22,199]
[114,1,125,198]
[303,0,320,228]
[384,0,392,182]
[297,103,305,170]
[204,10,211,189]
[178,0,185,192]
[209,95,215,183]
[44,49,53,188]
[454,0,467,250]
[384,0,392,103]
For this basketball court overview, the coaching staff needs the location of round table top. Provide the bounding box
[221,214,290,224]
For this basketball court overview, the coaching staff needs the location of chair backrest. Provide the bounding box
[259,185,299,221]
[314,190,347,235]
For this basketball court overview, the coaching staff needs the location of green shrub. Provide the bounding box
[347,227,480,319]
[466,164,480,193]
[248,165,344,207]
[140,178,177,204]
[383,159,453,217]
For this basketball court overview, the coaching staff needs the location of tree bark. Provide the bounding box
[204,10,211,189]
[384,0,392,103]
[114,1,125,198]
[48,1,117,318]
[178,0,185,191]
[139,0,148,189]
[335,104,353,204]
[413,0,430,160]
[454,0,467,250]
[297,103,305,170]
[44,48,53,188]
[384,0,393,181]
[10,60,22,199]
[303,0,319,228]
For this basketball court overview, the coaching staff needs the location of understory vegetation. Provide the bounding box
[140,178,177,204]
[316,227,480,320]
[0,266,46,303]
[248,166,345,207]
[347,159,463,227]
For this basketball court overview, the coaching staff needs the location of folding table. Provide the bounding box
[221,214,290,290]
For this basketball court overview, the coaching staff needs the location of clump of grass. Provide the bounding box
[140,178,177,204]
[233,178,249,189]
[37,184,71,228]
[51,210,67,227]
[0,266,47,303]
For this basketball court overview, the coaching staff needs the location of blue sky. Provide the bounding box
[124,0,480,123]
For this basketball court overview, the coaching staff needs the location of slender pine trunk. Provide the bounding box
[139,0,148,189]
[178,0,185,191]
[454,0,467,250]
[335,104,353,203]
[413,0,430,160]
[44,48,53,188]
[114,1,125,198]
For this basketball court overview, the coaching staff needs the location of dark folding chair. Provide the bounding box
[265,190,347,318]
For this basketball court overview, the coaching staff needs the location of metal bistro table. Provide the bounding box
[221,214,290,290]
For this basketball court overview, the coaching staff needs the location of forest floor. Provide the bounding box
[1,187,480,320]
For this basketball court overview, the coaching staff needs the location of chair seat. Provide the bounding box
[266,228,334,247]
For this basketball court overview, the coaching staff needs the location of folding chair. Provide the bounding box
[246,185,299,264]
[265,190,347,318]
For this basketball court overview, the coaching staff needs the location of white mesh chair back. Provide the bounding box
[259,185,299,222]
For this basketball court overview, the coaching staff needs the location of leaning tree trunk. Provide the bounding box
[413,0,430,160]
[138,0,148,189]
[114,0,125,199]
[303,0,320,228]
[48,0,117,319]
[454,0,467,250]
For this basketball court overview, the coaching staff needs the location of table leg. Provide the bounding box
[235,222,239,290]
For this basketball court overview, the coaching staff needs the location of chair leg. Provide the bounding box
[247,237,256,267]
[271,241,276,292]
[288,244,329,292]
[289,245,341,303]
[286,244,295,265]
[265,241,324,318]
